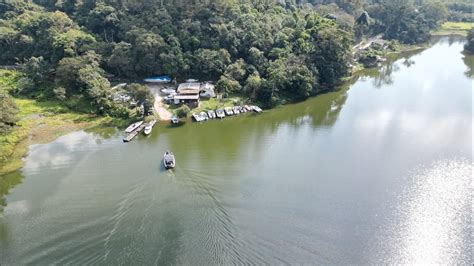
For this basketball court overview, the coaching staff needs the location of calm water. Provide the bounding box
[0,37,472,264]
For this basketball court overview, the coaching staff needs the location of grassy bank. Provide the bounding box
[0,98,128,176]
[0,70,129,176]
[431,22,474,36]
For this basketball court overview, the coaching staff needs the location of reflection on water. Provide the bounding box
[380,159,472,264]
[462,53,473,78]
[0,37,472,264]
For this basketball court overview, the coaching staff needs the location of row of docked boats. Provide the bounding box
[123,119,157,142]
[192,105,262,122]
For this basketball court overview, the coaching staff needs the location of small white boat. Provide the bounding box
[252,106,263,113]
[125,121,144,133]
[224,107,234,116]
[207,110,216,119]
[171,116,179,124]
[233,106,241,115]
[192,113,203,122]
[163,151,176,169]
[216,109,225,119]
[143,119,157,135]
[200,111,209,120]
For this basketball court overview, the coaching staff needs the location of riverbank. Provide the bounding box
[0,98,128,176]
[431,21,474,37]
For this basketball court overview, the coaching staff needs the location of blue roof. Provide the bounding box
[144,75,171,81]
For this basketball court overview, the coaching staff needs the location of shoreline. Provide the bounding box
[0,100,128,176]
[0,34,460,177]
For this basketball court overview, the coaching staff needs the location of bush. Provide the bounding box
[175,105,190,118]
[0,93,19,134]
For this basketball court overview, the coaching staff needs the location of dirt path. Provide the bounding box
[147,84,173,121]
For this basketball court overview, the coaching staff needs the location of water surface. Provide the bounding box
[0,37,472,264]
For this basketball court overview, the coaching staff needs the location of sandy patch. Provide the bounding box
[147,84,173,121]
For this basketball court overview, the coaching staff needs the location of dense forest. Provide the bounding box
[0,0,452,133]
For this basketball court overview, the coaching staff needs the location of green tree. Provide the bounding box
[215,75,241,97]
[127,83,155,116]
[175,105,190,118]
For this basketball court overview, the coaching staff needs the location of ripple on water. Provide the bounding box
[378,158,472,264]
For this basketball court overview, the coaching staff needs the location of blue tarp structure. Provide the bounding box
[144,75,171,83]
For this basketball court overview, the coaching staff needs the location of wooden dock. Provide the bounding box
[123,122,147,142]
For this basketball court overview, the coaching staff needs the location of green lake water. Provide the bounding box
[0,37,472,264]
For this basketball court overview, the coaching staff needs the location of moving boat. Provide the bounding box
[143,119,157,135]
[163,151,176,169]
[216,109,225,119]
[125,121,144,133]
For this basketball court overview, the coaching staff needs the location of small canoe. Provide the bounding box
[163,151,176,169]
[125,121,144,133]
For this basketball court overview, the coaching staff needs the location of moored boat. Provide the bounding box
[200,111,209,120]
[143,119,156,135]
[233,106,241,115]
[252,106,263,113]
[171,116,180,124]
[163,151,176,169]
[192,113,203,122]
[123,131,139,142]
[207,110,216,119]
[125,121,144,133]
[216,109,225,119]
[224,107,234,116]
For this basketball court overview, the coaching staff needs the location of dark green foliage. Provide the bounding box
[175,105,190,118]
[0,93,18,134]
[366,0,448,44]
[216,76,241,97]
[127,83,155,115]
[0,0,451,110]
[446,1,473,22]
